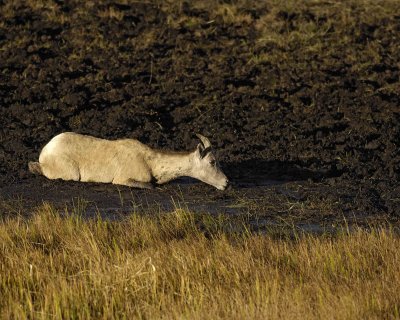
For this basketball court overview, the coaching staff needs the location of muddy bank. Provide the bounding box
[0,171,397,230]
[0,0,399,217]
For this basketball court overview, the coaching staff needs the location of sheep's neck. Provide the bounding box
[147,150,194,184]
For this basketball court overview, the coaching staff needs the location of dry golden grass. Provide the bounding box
[0,203,400,319]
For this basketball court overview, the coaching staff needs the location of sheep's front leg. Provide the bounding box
[113,178,154,189]
[127,179,155,189]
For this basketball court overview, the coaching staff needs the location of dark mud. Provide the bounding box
[0,175,395,233]
[0,1,400,223]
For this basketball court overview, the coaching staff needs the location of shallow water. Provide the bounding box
[0,176,393,234]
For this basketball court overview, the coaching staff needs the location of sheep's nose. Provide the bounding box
[225,179,232,190]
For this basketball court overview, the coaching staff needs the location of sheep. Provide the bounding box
[28,132,229,190]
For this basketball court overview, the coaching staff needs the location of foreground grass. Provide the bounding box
[1,204,400,319]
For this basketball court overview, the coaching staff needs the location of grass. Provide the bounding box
[1,203,400,319]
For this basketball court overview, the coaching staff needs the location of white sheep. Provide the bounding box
[29,132,229,190]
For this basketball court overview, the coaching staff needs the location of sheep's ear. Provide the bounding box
[196,143,211,159]
[196,133,211,149]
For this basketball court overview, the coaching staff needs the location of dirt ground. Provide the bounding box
[0,0,399,223]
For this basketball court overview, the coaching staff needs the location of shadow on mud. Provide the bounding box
[224,159,343,187]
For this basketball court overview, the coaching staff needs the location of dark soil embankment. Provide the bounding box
[0,0,399,218]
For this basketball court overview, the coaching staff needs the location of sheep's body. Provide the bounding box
[29,132,229,190]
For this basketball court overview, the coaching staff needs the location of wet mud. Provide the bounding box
[0,1,399,225]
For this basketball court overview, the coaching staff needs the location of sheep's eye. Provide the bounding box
[210,160,216,166]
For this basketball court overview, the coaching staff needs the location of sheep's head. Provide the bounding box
[191,134,229,191]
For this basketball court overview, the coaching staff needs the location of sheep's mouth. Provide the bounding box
[216,183,229,191]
